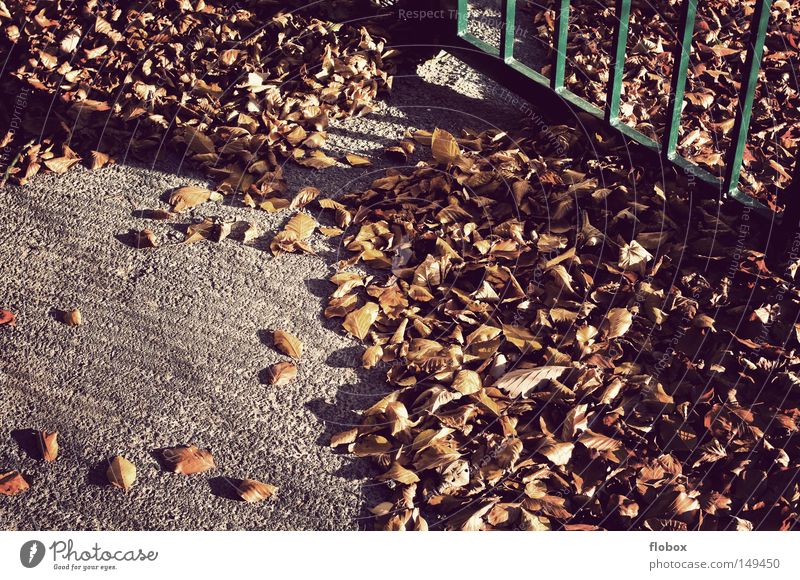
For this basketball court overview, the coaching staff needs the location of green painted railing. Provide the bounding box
[454,0,787,216]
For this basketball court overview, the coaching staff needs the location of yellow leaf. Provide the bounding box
[290,187,320,209]
[495,366,570,398]
[603,307,633,339]
[343,302,379,340]
[169,186,222,213]
[159,445,215,475]
[260,197,291,213]
[266,361,297,386]
[273,330,303,359]
[106,455,136,491]
[39,431,58,462]
[0,471,30,495]
[345,153,373,167]
[284,212,317,240]
[378,462,420,485]
[238,479,277,503]
[431,128,460,164]
[538,442,574,466]
[362,345,383,369]
[354,434,393,456]
[451,370,482,395]
[296,150,336,169]
[64,308,82,327]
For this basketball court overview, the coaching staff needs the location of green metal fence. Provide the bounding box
[453,0,791,216]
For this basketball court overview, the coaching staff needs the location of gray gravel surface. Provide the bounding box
[0,52,524,530]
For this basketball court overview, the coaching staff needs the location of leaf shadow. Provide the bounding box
[10,428,43,460]
[208,476,246,501]
[86,458,113,487]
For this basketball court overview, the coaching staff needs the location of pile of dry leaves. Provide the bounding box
[0,0,394,193]
[2,0,799,532]
[321,120,800,530]
[524,0,800,208]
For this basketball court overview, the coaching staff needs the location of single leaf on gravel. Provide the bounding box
[160,445,215,475]
[238,479,277,503]
[603,307,633,339]
[296,150,336,169]
[169,186,222,212]
[38,431,58,462]
[273,330,302,359]
[131,229,158,248]
[345,153,373,167]
[106,456,136,491]
[63,309,82,327]
[431,128,460,164]
[241,223,261,244]
[266,361,297,386]
[0,471,29,495]
[0,309,16,326]
[343,302,379,340]
[184,218,215,243]
[494,366,570,398]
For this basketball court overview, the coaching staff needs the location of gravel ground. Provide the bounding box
[466,0,549,70]
[0,52,525,530]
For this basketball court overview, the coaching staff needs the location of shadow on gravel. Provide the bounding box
[301,275,395,526]
[86,459,112,487]
[10,429,41,460]
[208,476,246,501]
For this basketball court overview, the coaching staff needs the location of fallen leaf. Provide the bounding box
[431,128,460,164]
[343,302,379,340]
[290,187,320,209]
[603,308,633,339]
[106,455,136,491]
[159,445,215,475]
[345,153,373,167]
[238,479,277,503]
[63,309,82,327]
[169,186,222,212]
[266,361,297,386]
[495,366,570,398]
[273,330,303,359]
[131,229,158,248]
[0,471,29,495]
[38,431,58,462]
[0,309,16,326]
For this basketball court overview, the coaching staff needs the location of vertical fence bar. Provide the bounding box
[457,0,468,36]
[605,0,632,124]
[500,0,517,62]
[723,0,773,195]
[663,0,698,159]
[551,0,571,90]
